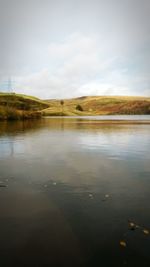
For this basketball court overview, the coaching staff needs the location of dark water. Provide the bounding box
[0,117,150,267]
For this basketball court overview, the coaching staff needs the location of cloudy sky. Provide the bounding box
[0,0,150,99]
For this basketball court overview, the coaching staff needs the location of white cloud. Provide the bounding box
[48,33,98,60]
[14,33,117,98]
[1,0,150,98]
[14,32,150,99]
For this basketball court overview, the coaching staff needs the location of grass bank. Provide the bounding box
[0,93,49,120]
[43,96,150,116]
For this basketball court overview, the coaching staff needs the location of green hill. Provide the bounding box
[43,96,150,116]
[0,93,49,120]
[1,93,150,120]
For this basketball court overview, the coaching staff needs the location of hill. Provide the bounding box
[1,94,150,120]
[0,93,49,120]
[43,95,150,116]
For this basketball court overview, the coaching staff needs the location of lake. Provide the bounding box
[0,116,150,267]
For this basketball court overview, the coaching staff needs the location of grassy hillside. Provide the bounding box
[43,96,150,116]
[1,93,150,119]
[0,93,49,120]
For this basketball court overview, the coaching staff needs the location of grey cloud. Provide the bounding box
[0,0,150,97]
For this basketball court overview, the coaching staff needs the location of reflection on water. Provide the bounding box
[0,117,150,266]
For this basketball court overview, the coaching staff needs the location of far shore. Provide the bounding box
[43,116,150,124]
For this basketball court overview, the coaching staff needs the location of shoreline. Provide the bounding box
[43,116,150,124]
[0,115,150,124]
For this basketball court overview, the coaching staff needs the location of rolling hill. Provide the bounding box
[1,93,150,120]
[43,95,150,116]
[0,93,49,120]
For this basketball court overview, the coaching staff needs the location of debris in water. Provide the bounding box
[53,182,57,186]
[128,220,149,234]
[120,241,126,247]
[128,221,136,231]
[0,184,7,187]
[143,229,149,235]
[129,222,135,227]
[89,193,93,198]
[102,194,110,201]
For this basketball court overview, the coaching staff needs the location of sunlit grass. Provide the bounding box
[44,96,150,115]
[1,93,150,119]
[0,93,49,120]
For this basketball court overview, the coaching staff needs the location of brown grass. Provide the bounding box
[0,93,49,120]
[43,96,150,116]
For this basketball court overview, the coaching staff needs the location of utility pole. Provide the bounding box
[7,77,13,93]
[0,77,15,93]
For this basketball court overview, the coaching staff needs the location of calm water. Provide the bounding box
[0,116,150,267]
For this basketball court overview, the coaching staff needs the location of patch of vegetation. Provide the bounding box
[0,93,49,120]
[76,104,84,111]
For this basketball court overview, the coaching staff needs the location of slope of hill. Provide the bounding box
[1,94,150,120]
[43,96,150,116]
[0,93,49,120]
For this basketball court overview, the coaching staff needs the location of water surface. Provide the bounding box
[0,116,150,266]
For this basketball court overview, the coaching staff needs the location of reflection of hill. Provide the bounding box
[0,120,45,136]
[0,117,150,137]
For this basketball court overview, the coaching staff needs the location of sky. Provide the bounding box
[0,0,150,99]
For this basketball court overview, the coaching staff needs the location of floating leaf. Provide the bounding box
[129,222,136,230]
[143,229,149,235]
[120,241,126,247]
[129,222,135,227]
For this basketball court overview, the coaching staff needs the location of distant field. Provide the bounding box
[43,95,150,116]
